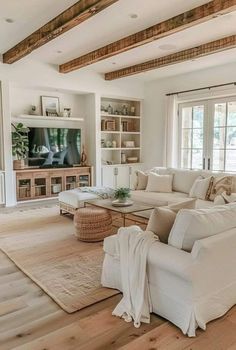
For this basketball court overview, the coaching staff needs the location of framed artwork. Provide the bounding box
[41,96,60,116]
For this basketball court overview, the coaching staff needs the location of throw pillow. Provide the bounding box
[135,171,148,190]
[168,204,236,252]
[207,176,233,201]
[146,173,173,193]
[146,199,196,243]
[222,192,236,203]
[213,195,226,205]
[189,176,213,200]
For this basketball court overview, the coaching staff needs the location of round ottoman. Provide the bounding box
[74,207,112,242]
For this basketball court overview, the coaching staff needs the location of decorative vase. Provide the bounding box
[117,197,128,203]
[81,144,87,166]
[13,159,25,170]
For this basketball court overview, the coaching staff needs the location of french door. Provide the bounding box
[179,96,236,172]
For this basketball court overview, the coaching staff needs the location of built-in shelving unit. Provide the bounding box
[100,97,142,166]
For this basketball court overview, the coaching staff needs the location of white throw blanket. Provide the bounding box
[112,226,159,328]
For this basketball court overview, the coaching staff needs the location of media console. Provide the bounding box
[15,166,93,201]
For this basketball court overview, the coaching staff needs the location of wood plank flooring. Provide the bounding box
[0,205,235,350]
[0,249,236,350]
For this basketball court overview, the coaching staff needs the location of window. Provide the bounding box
[179,97,236,172]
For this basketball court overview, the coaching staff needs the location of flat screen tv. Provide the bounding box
[27,127,81,167]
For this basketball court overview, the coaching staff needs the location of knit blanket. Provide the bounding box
[79,187,115,199]
[112,226,159,328]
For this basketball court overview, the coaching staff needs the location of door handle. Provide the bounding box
[208,158,211,170]
[203,158,205,170]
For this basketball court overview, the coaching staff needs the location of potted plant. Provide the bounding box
[113,187,131,204]
[12,123,30,170]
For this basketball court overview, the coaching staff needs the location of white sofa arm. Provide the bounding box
[191,228,236,295]
[148,241,193,281]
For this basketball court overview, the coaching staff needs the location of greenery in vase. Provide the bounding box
[12,123,30,160]
[114,187,131,201]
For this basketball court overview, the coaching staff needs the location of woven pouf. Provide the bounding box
[74,207,112,242]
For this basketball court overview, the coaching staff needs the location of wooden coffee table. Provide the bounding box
[85,199,154,227]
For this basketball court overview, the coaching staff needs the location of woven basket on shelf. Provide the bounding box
[74,207,112,242]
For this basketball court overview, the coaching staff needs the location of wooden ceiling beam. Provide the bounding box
[3,0,119,64]
[104,35,236,80]
[59,0,236,73]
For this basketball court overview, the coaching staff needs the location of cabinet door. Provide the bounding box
[16,174,33,200]
[101,167,116,188]
[116,166,129,188]
[33,173,49,198]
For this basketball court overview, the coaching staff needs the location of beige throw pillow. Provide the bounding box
[146,199,196,243]
[146,173,173,193]
[207,176,233,201]
[189,176,213,200]
[135,171,148,190]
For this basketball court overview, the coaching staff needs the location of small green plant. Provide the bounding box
[12,123,30,160]
[114,187,131,201]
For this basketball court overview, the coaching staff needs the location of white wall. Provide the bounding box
[0,58,144,98]
[10,86,86,118]
[143,61,236,168]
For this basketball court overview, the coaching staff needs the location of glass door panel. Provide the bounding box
[179,103,206,170]
[211,99,236,172]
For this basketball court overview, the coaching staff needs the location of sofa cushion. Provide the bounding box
[169,168,202,194]
[130,190,188,207]
[168,204,236,252]
[147,199,196,243]
[146,173,173,193]
[195,199,214,209]
[135,170,148,190]
[189,176,213,200]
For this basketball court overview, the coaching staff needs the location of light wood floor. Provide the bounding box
[0,205,235,350]
[0,250,236,350]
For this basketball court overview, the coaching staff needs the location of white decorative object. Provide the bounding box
[123,141,135,148]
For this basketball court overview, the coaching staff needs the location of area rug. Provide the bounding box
[0,207,119,313]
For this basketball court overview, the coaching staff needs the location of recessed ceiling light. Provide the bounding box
[159,44,177,51]
[5,18,14,23]
[56,50,63,54]
[112,62,116,65]
[129,13,138,19]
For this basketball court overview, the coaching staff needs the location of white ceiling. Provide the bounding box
[1,0,236,81]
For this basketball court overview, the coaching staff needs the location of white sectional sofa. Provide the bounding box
[130,167,236,209]
[59,167,236,214]
[102,203,236,336]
